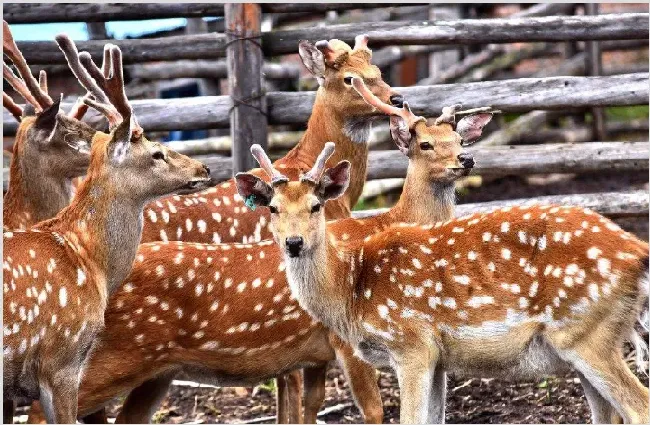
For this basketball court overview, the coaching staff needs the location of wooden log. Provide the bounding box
[4,74,648,135]
[225,4,268,174]
[14,14,649,64]
[504,120,650,145]
[265,13,649,56]
[3,3,390,23]
[129,60,300,81]
[365,141,649,180]
[352,191,650,219]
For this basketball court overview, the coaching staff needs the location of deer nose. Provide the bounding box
[285,236,304,258]
[457,153,475,168]
[389,94,404,108]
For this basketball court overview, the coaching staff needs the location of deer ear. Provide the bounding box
[389,116,412,156]
[298,41,326,80]
[34,99,62,142]
[235,173,274,210]
[317,160,350,202]
[107,117,133,164]
[456,113,493,145]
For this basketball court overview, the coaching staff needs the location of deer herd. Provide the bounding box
[2,21,648,425]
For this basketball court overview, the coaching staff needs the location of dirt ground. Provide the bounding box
[96,362,648,424]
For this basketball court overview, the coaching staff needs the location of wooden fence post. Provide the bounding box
[585,3,607,141]
[225,3,268,174]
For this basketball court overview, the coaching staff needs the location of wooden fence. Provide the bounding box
[3,3,649,222]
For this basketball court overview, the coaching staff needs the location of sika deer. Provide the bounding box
[133,33,400,423]
[41,95,494,423]
[3,36,214,424]
[3,21,97,230]
[238,143,650,424]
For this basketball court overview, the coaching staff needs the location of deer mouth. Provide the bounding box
[177,177,218,195]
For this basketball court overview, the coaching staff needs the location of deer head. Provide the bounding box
[3,21,96,180]
[299,35,402,142]
[236,143,349,258]
[55,35,215,201]
[351,78,497,183]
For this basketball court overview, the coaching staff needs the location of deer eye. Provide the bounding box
[152,151,165,160]
[269,205,279,214]
[311,204,322,213]
[343,77,353,86]
[419,142,433,151]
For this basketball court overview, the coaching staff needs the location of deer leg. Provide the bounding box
[285,370,304,424]
[303,366,326,424]
[394,347,438,425]
[427,364,447,423]
[578,371,623,424]
[115,372,176,423]
[563,347,648,424]
[276,374,289,423]
[39,373,79,424]
[4,400,15,424]
[337,346,383,423]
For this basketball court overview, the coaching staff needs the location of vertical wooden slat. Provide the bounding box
[585,3,607,141]
[225,3,268,174]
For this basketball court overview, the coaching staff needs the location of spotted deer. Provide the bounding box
[237,143,650,424]
[3,20,97,230]
[2,35,215,424]
[37,86,495,424]
[134,34,400,423]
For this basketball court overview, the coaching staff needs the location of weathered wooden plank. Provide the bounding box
[366,141,649,180]
[225,4,268,174]
[4,74,648,135]
[13,14,649,64]
[265,13,649,55]
[3,3,391,23]
[352,191,650,219]
[129,60,300,81]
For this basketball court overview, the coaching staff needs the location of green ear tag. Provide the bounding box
[245,194,257,211]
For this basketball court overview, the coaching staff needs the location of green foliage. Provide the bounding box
[605,105,649,121]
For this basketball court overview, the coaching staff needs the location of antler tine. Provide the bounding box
[301,142,335,184]
[351,77,424,129]
[250,144,289,185]
[353,34,369,51]
[38,70,47,93]
[3,92,23,121]
[55,35,111,106]
[3,20,52,108]
[3,62,41,110]
[69,45,111,121]
[434,104,463,126]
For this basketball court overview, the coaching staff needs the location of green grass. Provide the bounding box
[604,105,649,121]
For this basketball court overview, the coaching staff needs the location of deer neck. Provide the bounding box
[3,120,74,228]
[35,172,145,298]
[389,168,456,224]
[280,91,370,209]
[284,232,356,338]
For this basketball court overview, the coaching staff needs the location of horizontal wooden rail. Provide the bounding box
[366,141,649,179]
[3,3,391,23]
[13,14,648,64]
[352,191,650,219]
[4,74,647,135]
[129,60,301,81]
